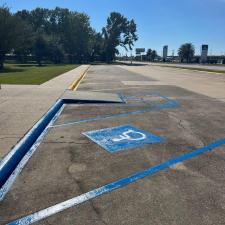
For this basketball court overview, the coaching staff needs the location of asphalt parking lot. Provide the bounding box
[1,65,225,225]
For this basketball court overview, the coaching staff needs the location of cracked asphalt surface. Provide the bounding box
[0,65,225,225]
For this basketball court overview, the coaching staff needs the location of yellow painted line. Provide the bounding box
[68,65,90,91]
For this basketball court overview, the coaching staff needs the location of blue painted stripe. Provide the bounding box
[51,103,174,128]
[0,99,64,189]
[0,104,65,201]
[117,92,127,103]
[7,138,225,225]
[0,98,126,200]
[51,94,179,128]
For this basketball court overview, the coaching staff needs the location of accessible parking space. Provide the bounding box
[0,65,225,225]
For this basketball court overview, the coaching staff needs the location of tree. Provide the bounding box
[47,35,64,64]
[13,19,34,63]
[102,12,138,62]
[0,6,19,69]
[146,49,152,61]
[146,49,158,62]
[178,43,195,63]
[29,8,50,32]
[89,31,104,62]
[34,33,47,66]
[0,7,138,65]
[47,7,70,36]
[151,50,157,62]
[62,12,92,63]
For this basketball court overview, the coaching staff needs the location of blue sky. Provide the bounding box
[1,0,225,56]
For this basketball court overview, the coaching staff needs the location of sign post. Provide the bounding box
[201,45,208,64]
[136,48,145,61]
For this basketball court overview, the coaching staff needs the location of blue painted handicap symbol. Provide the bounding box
[83,125,164,153]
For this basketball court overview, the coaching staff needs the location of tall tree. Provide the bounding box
[47,7,70,35]
[1,7,138,65]
[89,31,104,62]
[13,18,34,63]
[146,49,152,61]
[29,8,50,32]
[47,35,64,64]
[34,33,47,66]
[0,6,19,69]
[62,12,92,63]
[16,7,69,64]
[151,50,157,62]
[178,43,195,63]
[102,12,138,62]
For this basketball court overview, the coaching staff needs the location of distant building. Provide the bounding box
[163,45,168,61]
[200,45,208,63]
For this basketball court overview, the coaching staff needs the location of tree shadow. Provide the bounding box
[0,67,24,73]
[16,64,47,67]
[114,62,148,66]
[16,64,36,68]
[90,62,108,65]
[90,62,148,66]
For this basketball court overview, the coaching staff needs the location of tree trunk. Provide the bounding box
[37,59,42,66]
[0,61,3,70]
[0,53,5,70]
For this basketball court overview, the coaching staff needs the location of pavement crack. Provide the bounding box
[68,172,108,225]
[168,112,204,146]
[89,200,108,225]
[177,119,185,130]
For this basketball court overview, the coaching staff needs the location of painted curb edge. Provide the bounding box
[0,97,126,200]
[0,99,64,188]
[68,65,90,91]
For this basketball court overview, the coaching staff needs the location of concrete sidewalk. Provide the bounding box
[0,65,89,158]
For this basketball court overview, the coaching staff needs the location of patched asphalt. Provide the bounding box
[1,65,225,225]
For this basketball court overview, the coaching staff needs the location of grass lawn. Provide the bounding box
[0,63,79,85]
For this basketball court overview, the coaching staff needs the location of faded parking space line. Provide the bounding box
[51,93,179,128]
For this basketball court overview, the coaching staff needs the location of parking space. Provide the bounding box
[0,65,225,225]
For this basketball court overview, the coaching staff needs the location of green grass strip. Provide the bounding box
[0,64,79,85]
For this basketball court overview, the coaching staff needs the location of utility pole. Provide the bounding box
[172,50,174,61]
